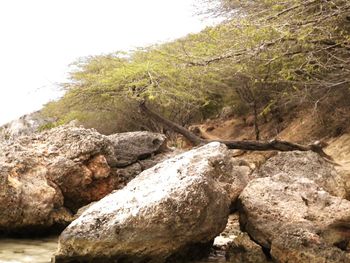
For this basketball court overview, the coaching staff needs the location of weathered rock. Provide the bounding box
[239,173,350,263]
[213,214,269,263]
[0,125,168,233]
[111,149,184,190]
[256,151,346,198]
[0,163,73,234]
[54,143,234,262]
[0,111,54,142]
[224,159,252,210]
[108,131,167,167]
[226,233,270,263]
[213,214,240,250]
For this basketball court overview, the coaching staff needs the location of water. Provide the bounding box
[0,237,57,263]
[0,238,226,263]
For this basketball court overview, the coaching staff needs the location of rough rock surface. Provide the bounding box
[212,214,269,263]
[226,232,270,263]
[239,173,350,263]
[225,157,252,209]
[108,131,167,167]
[54,143,236,262]
[0,111,54,142]
[0,125,167,233]
[256,151,346,198]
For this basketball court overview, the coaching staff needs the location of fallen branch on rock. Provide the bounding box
[220,139,333,161]
[139,101,334,161]
[139,101,203,146]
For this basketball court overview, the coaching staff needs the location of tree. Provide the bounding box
[193,0,350,135]
[44,0,350,138]
[43,47,227,134]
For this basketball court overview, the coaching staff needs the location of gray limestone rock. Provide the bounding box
[54,143,234,262]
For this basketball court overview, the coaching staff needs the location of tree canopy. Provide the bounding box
[43,0,350,136]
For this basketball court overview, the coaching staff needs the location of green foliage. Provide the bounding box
[44,0,350,135]
[43,39,230,132]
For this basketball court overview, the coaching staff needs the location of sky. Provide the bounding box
[0,0,213,125]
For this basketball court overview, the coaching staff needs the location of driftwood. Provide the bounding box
[139,101,333,161]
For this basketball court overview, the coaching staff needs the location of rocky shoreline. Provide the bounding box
[1,125,349,262]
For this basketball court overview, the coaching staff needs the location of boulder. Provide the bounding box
[0,163,73,234]
[108,131,167,167]
[54,143,235,262]
[256,151,346,198]
[0,125,167,233]
[239,173,350,263]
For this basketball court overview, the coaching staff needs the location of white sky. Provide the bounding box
[0,0,212,125]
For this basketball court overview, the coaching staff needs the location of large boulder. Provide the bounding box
[239,173,350,263]
[256,151,346,198]
[53,143,236,262]
[0,125,167,233]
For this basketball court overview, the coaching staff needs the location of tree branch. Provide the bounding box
[139,101,333,161]
[139,101,204,146]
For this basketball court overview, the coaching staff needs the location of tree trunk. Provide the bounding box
[139,101,204,146]
[139,101,333,160]
[219,139,332,159]
[252,101,260,140]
